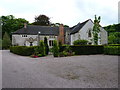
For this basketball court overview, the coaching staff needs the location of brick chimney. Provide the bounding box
[24,23,27,28]
[58,24,64,44]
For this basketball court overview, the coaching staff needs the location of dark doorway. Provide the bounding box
[30,42,33,46]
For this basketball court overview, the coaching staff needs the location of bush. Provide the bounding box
[104,46,120,55]
[53,40,59,57]
[2,32,11,49]
[39,40,46,56]
[73,40,88,45]
[10,46,37,56]
[38,54,43,57]
[0,39,2,50]
[59,45,104,55]
[71,45,104,55]
[44,37,49,55]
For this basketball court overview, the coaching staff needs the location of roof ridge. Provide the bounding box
[27,25,58,28]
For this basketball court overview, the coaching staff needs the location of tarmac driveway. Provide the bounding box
[2,50,118,88]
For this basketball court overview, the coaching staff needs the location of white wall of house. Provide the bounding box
[12,34,57,47]
[100,27,108,45]
[70,20,108,45]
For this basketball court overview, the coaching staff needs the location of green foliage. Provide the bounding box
[1,15,28,38]
[10,46,37,56]
[104,24,120,44]
[59,46,75,57]
[0,40,1,47]
[2,32,11,49]
[71,45,104,55]
[104,46,120,55]
[92,15,101,45]
[51,23,69,27]
[32,14,50,26]
[10,45,46,57]
[38,54,43,57]
[104,24,120,34]
[73,40,88,45]
[44,37,49,55]
[59,45,104,55]
[58,41,62,52]
[39,40,46,56]
[108,32,120,44]
[53,40,59,57]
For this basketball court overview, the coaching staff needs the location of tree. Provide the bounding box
[0,39,2,50]
[104,23,120,44]
[108,32,120,44]
[2,32,11,49]
[53,40,59,57]
[1,15,29,38]
[92,15,101,45]
[51,23,69,27]
[44,37,49,55]
[39,40,45,56]
[33,14,50,26]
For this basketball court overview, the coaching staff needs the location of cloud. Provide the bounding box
[0,0,119,26]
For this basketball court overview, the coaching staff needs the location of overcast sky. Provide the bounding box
[0,0,119,27]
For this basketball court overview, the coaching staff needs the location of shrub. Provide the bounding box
[2,32,11,49]
[63,51,68,57]
[0,39,2,50]
[44,37,49,55]
[71,45,104,55]
[58,41,62,52]
[59,45,104,55]
[104,46,120,55]
[73,40,88,45]
[38,54,43,57]
[10,46,37,56]
[39,40,46,56]
[53,40,59,57]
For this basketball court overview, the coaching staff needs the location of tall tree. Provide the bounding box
[33,15,50,26]
[53,40,59,57]
[2,32,11,49]
[1,15,28,38]
[39,40,45,56]
[44,37,49,55]
[92,15,101,45]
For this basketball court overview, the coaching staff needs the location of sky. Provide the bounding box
[0,0,119,27]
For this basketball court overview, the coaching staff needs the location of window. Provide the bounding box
[49,40,54,46]
[22,35,27,37]
[49,36,55,38]
[88,30,91,37]
[88,42,92,45]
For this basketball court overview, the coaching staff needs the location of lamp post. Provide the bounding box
[38,31,41,46]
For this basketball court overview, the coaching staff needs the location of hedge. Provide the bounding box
[10,46,38,56]
[104,46,120,55]
[60,45,104,55]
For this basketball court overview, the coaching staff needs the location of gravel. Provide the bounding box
[2,50,118,88]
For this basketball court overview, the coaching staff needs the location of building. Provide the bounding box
[12,24,71,47]
[70,19,108,45]
[12,19,108,47]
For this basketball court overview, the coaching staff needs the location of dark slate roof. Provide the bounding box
[70,19,90,34]
[12,25,70,35]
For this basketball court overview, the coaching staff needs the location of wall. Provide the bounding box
[70,20,108,45]
[12,34,57,47]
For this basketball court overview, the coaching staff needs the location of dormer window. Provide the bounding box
[22,35,27,37]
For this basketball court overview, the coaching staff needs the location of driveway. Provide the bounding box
[2,50,118,88]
